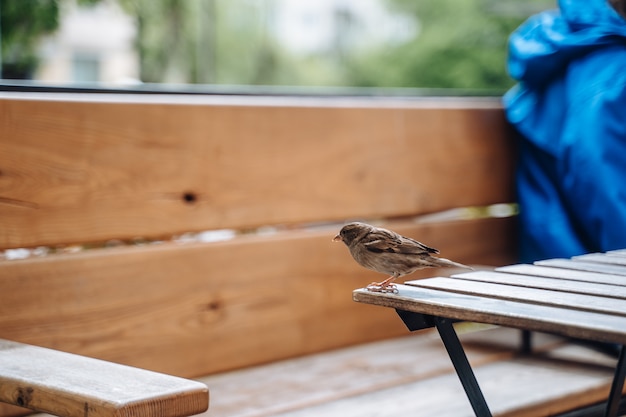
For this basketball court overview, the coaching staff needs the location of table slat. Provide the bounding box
[407,277,626,317]
[450,270,626,300]
[497,264,626,287]
[573,253,626,266]
[535,259,626,276]
[353,285,626,344]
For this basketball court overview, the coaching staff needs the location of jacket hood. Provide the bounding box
[508,0,626,86]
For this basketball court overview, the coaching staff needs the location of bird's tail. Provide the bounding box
[432,257,473,270]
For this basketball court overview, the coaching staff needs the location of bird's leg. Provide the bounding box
[366,274,399,293]
[376,275,397,287]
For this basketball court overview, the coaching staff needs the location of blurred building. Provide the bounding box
[33,0,412,86]
[37,0,139,84]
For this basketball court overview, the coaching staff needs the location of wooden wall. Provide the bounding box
[0,93,517,379]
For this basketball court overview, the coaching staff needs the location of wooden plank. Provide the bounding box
[0,217,516,377]
[574,253,626,266]
[535,259,626,276]
[0,339,208,417]
[0,403,29,417]
[0,94,514,249]
[235,356,616,417]
[197,328,567,417]
[497,264,626,286]
[409,277,626,316]
[451,270,626,300]
[608,249,626,257]
[353,285,626,344]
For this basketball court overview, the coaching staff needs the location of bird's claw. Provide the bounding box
[366,283,399,294]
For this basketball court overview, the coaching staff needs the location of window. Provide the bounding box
[72,52,101,82]
[0,0,555,94]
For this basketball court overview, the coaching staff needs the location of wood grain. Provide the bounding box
[536,259,626,276]
[261,358,615,417]
[0,216,515,378]
[574,253,626,266]
[0,94,514,249]
[412,277,626,316]
[353,284,626,344]
[0,339,208,417]
[0,403,29,417]
[451,270,626,299]
[497,264,626,286]
[199,327,570,417]
[16,329,612,417]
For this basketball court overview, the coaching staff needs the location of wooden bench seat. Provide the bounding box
[0,339,208,417]
[195,327,620,417]
[19,327,621,417]
[1,92,525,417]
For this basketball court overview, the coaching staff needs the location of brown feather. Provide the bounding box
[334,222,471,280]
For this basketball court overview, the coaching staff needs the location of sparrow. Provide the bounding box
[333,222,471,293]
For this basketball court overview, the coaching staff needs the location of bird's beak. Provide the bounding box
[332,234,342,242]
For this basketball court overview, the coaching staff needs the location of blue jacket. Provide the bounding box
[504,0,626,262]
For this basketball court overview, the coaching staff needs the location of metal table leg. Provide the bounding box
[433,316,493,417]
[395,309,626,417]
[520,330,533,354]
[605,345,626,417]
[395,310,492,417]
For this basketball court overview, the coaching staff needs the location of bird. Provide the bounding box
[332,222,471,293]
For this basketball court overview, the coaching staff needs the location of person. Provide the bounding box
[504,0,626,263]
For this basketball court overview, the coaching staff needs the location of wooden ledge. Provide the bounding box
[0,339,209,417]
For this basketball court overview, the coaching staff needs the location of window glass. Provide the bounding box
[0,0,555,93]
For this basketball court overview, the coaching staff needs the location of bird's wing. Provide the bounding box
[400,236,440,254]
[363,229,439,255]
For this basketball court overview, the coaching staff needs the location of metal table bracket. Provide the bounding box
[606,345,626,417]
[396,309,492,417]
[395,308,626,417]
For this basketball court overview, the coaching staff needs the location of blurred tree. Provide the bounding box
[0,0,59,79]
[343,0,555,90]
[117,0,296,85]
[0,0,103,79]
[116,0,190,83]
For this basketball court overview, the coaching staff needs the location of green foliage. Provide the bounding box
[116,0,301,84]
[1,0,59,78]
[0,0,104,79]
[344,0,555,90]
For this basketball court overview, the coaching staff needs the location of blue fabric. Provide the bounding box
[504,0,626,262]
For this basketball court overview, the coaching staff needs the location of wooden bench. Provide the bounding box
[0,91,526,416]
[0,340,208,417]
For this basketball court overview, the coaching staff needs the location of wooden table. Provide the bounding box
[354,250,626,417]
